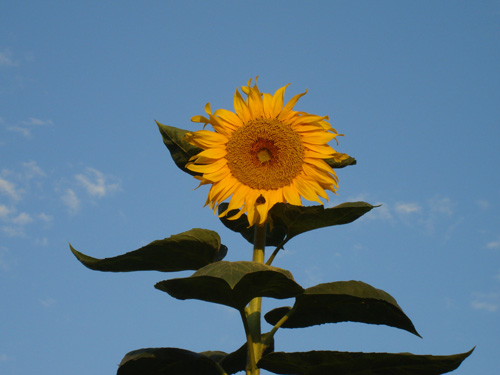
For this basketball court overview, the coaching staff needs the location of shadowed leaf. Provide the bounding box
[155,261,304,310]
[325,153,357,169]
[219,202,375,246]
[117,347,222,375]
[70,228,226,272]
[264,280,420,337]
[156,121,202,176]
[258,349,474,375]
[270,202,376,243]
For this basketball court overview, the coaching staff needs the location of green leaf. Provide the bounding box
[117,347,223,375]
[156,121,202,176]
[70,228,226,273]
[258,348,474,375]
[219,202,375,246]
[325,153,357,169]
[264,280,420,337]
[155,261,304,310]
[270,202,376,243]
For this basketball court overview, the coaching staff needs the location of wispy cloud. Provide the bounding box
[21,117,54,127]
[471,292,500,312]
[22,161,46,179]
[486,239,500,249]
[61,188,80,214]
[75,167,120,198]
[11,212,32,225]
[39,297,56,308]
[38,213,53,223]
[0,176,22,200]
[476,200,490,209]
[395,202,421,214]
[2,225,25,237]
[0,204,12,219]
[429,196,454,216]
[5,117,53,138]
[0,49,17,67]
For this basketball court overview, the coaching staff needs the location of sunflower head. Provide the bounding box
[186,78,342,227]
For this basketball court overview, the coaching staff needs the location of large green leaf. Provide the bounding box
[156,121,202,176]
[270,202,376,243]
[219,202,376,246]
[117,347,222,375]
[258,349,474,375]
[155,261,304,310]
[70,228,226,272]
[264,280,420,337]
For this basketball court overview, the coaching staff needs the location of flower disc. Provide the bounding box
[226,118,305,190]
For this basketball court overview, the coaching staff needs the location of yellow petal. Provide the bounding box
[234,89,251,123]
[271,84,290,117]
[279,89,307,120]
[283,184,302,206]
[186,158,226,174]
[191,115,210,124]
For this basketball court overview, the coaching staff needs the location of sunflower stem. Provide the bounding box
[245,224,267,375]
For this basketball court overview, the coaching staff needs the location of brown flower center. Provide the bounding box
[226,118,305,190]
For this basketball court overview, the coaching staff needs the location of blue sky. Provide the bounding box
[1,1,499,374]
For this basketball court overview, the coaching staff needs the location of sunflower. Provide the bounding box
[186,78,343,227]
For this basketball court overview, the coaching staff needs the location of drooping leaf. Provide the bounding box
[264,280,420,337]
[258,349,474,375]
[219,202,375,246]
[325,153,357,169]
[218,203,286,247]
[155,261,304,310]
[156,121,202,176]
[117,347,222,375]
[70,228,226,273]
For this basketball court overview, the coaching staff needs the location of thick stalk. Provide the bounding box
[245,224,267,375]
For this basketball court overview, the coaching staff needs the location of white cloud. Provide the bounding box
[11,212,32,225]
[476,200,490,209]
[0,49,16,67]
[486,239,500,249]
[35,237,49,246]
[0,177,21,200]
[22,161,45,179]
[21,117,54,127]
[39,297,56,308]
[75,168,120,198]
[2,225,25,237]
[38,213,53,223]
[395,202,421,214]
[429,196,454,216]
[471,292,500,312]
[5,118,53,138]
[0,204,12,219]
[6,125,31,137]
[62,188,80,214]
